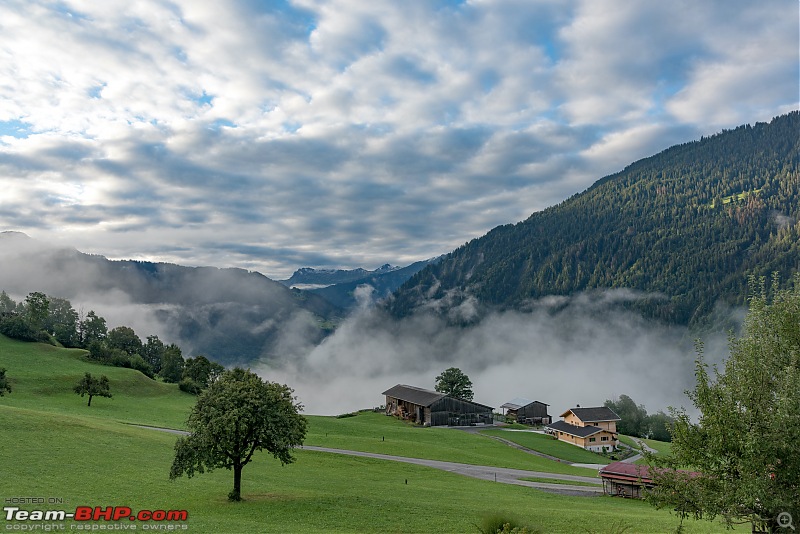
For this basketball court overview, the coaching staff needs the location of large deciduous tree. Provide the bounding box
[434,367,474,401]
[159,344,185,383]
[169,368,307,501]
[80,311,107,347]
[646,276,800,533]
[73,372,112,407]
[107,326,143,356]
[45,297,80,347]
[604,394,648,437]
[23,292,49,332]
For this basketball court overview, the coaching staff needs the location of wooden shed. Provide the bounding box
[499,398,551,424]
[599,462,655,498]
[383,384,494,427]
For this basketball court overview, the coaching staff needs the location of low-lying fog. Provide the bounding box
[257,290,734,417]
[0,234,735,418]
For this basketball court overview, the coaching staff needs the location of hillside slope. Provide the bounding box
[0,234,342,364]
[390,112,799,325]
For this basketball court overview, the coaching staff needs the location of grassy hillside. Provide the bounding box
[480,429,614,465]
[306,412,596,476]
[0,334,194,428]
[0,337,738,532]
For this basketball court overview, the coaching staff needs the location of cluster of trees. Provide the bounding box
[0,290,223,394]
[604,394,674,442]
[391,112,799,326]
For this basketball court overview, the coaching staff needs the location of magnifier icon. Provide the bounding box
[778,512,795,530]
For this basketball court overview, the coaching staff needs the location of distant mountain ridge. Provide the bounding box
[308,259,440,309]
[280,264,399,288]
[0,233,342,365]
[390,112,800,326]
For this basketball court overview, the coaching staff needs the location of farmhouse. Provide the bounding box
[599,462,654,498]
[383,384,494,427]
[545,406,621,452]
[499,398,551,425]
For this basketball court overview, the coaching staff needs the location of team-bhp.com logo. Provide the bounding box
[4,506,188,530]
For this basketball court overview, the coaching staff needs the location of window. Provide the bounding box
[601,436,609,441]
[589,437,596,442]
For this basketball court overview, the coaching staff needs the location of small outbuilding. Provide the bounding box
[599,462,655,498]
[499,398,551,425]
[383,384,494,427]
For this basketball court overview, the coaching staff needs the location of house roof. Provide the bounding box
[560,406,621,422]
[500,398,549,410]
[545,420,606,438]
[382,384,445,407]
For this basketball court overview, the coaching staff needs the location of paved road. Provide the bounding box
[621,438,658,464]
[302,446,601,496]
[133,424,601,496]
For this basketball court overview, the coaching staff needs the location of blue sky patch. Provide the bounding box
[0,120,33,139]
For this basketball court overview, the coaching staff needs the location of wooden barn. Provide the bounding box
[382,384,494,427]
[499,398,551,424]
[600,462,661,498]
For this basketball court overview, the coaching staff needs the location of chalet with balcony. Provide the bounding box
[545,406,621,452]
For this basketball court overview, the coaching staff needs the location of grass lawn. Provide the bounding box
[0,334,194,428]
[634,437,674,465]
[517,477,601,488]
[619,434,639,448]
[0,407,739,533]
[0,336,740,532]
[306,412,597,476]
[480,428,613,465]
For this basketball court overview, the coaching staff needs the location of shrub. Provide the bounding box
[178,378,203,395]
[0,314,39,342]
[475,513,541,534]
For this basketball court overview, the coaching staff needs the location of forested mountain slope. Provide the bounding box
[390,112,799,325]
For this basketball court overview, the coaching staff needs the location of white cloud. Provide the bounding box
[0,0,795,277]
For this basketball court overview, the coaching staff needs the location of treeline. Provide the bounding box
[391,112,799,326]
[604,394,674,442]
[0,290,222,394]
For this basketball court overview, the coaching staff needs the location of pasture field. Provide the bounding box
[479,428,614,465]
[0,336,734,532]
[306,412,597,476]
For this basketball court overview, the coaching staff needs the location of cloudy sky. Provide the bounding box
[1,0,797,279]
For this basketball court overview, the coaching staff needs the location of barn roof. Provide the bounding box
[600,462,654,484]
[560,406,621,422]
[500,398,549,410]
[382,384,494,411]
[545,420,605,438]
[382,384,445,407]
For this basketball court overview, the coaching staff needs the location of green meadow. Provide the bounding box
[479,428,615,465]
[0,336,737,532]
